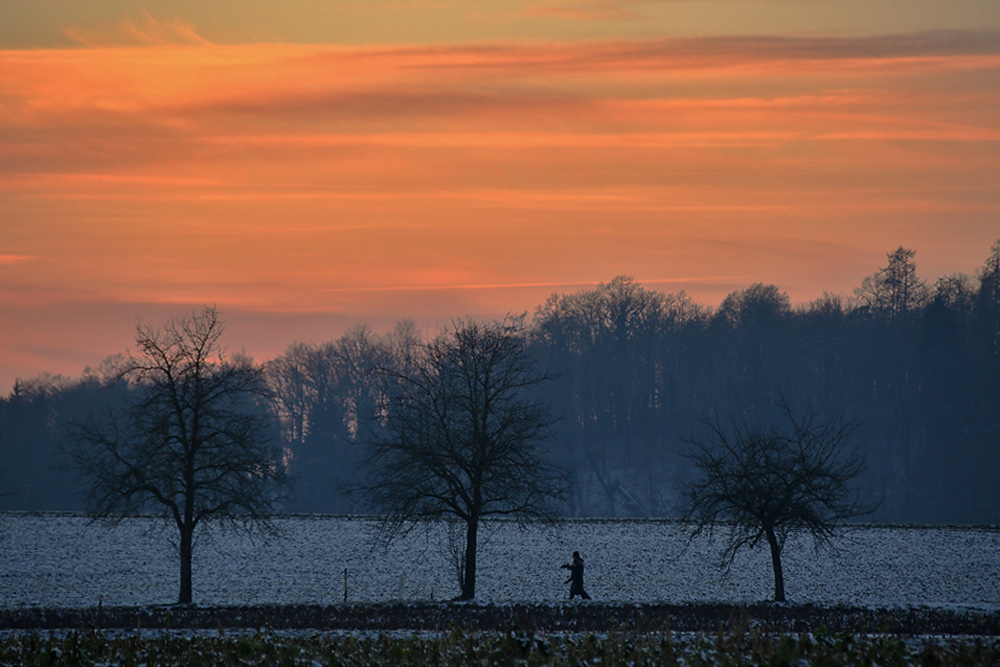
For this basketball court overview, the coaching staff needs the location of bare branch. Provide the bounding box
[354,316,567,599]
[66,306,290,603]
[684,399,877,601]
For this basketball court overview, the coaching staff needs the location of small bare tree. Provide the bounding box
[684,401,875,602]
[356,317,567,600]
[68,306,289,604]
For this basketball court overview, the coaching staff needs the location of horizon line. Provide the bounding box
[322,277,738,294]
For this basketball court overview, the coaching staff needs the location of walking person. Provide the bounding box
[561,550,591,599]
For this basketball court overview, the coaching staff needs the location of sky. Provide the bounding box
[2,1,999,395]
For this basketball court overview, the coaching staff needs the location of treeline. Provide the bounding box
[2,241,999,523]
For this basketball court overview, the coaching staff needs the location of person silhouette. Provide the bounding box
[560,550,591,599]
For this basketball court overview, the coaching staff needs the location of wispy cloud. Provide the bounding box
[0,255,38,265]
[521,1,641,22]
[423,31,1000,69]
[322,276,735,293]
[1,27,998,395]
[3,31,998,209]
[63,11,212,48]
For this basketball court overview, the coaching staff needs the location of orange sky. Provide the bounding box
[2,5,1000,394]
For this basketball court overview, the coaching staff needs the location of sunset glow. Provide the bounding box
[2,3,999,393]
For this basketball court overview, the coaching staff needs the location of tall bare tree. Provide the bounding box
[854,246,929,320]
[684,401,875,602]
[265,341,316,446]
[69,306,289,604]
[357,317,567,600]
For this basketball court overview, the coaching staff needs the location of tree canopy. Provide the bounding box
[684,402,876,601]
[5,240,1000,524]
[355,317,567,599]
[68,306,289,603]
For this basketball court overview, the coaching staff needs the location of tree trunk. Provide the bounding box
[181,444,197,605]
[460,518,478,600]
[765,526,785,602]
[179,522,193,604]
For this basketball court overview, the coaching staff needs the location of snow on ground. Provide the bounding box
[1,514,998,608]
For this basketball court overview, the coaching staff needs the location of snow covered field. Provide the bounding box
[1,513,998,609]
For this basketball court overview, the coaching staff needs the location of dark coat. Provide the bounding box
[562,553,591,599]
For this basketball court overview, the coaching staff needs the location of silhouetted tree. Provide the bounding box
[684,401,874,601]
[265,323,417,512]
[854,246,929,320]
[356,317,567,600]
[6,240,1000,524]
[716,282,791,329]
[266,341,315,446]
[532,276,704,515]
[68,306,289,604]
[1,374,96,511]
[710,283,795,413]
[978,239,1000,357]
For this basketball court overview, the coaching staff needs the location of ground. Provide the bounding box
[3,601,1000,635]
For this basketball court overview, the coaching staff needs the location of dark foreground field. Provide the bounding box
[4,603,1000,666]
[3,601,1000,635]
[2,629,1000,667]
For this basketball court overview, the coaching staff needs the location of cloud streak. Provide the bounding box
[5,32,998,130]
[63,11,213,48]
[0,255,38,265]
[1,27,999,393]
[322,276,736,293]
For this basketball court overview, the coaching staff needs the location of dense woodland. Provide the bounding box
[3,241,999,523]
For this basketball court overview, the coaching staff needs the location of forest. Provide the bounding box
[3,241,999,524]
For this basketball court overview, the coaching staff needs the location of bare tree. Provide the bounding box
[684,401,875,602]
[356,317,567,600]
[265,341,316,446]
[854,246,929,320]
[531,276,702,515]
[68,306,289,604]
